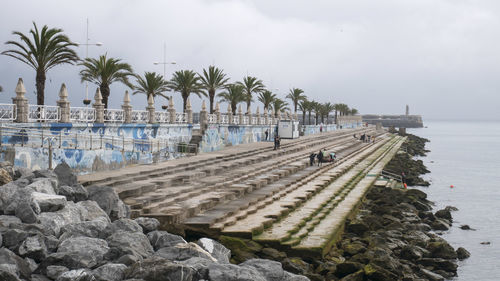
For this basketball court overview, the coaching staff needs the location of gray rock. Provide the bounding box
[54,163,77,187]
[55,237,109,269]
[434,209,452,221]
[431,219,450,231]
[2,229,28,251]
[103,218,142,237]
[0,248,32,279]
[420,268,444,281]
[241,258,288,281]
[27,178,57,195]
[0,269,21,281]
[44,235,59,253]
[86,186,130,221]
[0,182,20,212]
[426,241,458,259]
[125,257,196,281]
[208,262,267,281]
[155,242,216,262]
[134,217,160,233]
[6,187,37,216]
[107,231,153,261]
[92,263,127,281]
[116,254,141,266]
[46,265,68,280]
[39,202,84,237]
[31,274,52,281]
[32,192,66,212]
[13,178,31,188]
[56,269,95,281]
[196,238,231,263]
[77,200,111,223]
[179,257,215,280]
[284,272,310,281]
[59,219,109,241]
[24,257,38,272]
[58,185,88,202]
[0,215,22,227]
[456,247,471,260]
[15,199,39,223]
[13,167,34,181]
[147,230,186,251]
[18,234,47,261]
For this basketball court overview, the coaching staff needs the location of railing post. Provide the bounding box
[227,104,233,125]
[256,107,261,126]
[238,105,244,125]
[57,83,70,123]
[122,91,132,123]
[48,142,53,170]
[147,94,156,124]
[75,133,78,148]
[12,78,28,123]
[41,130,44,148]
[93,88,104,123]
[200,100,208,128]
[215,102,221,124]
[186,98,193,124]
[168,97,176,124]
[59,131,62,148]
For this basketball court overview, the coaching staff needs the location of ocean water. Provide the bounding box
[407,121,500,281]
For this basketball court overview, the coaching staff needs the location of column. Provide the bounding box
[93,88,104,123]
[57,83,70,123]
[200,100,208,127]
[186,98,193,124]
[215,102,221,124]
[238,105,244,125]
[122,91,132,123]
[227,104,233,125]
[146,94,156,124]
[12,78,28,123]
[168,97,176,123]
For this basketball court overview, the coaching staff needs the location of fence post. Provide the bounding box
[215,102,221,124]
[57,83,70,123]
[256,107,261,125]
[146,94,156,124]
[200,100,208,128]
[168,97,176,124]
[122,91,132,123]
[227,104,233,125]
[93,88,105,123]
[12,78,28,123]
[186,98,193,124]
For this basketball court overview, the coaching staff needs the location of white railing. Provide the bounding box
[232,115,239,124]
[28,105,59,122]
[220,114,229,124]
[208,114,217,124]
[69,107,95,122]
[260,117,267,125]
[175,113,187,123]
[155,111,170,123]
[0,104,16,121]
[104,109,125,123]
[132,110,149,123]
[251,116,258,125]
[242,116,249,125]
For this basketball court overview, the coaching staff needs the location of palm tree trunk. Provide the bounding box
[334,110,338,124]
[35,70,46,106]
[232,102,237,115]
[302,110,306,124]
[182,95,188,113]
[209,89,215,114]
[246,100,251,115]
[308,112,311,125]
[100,84,110,109]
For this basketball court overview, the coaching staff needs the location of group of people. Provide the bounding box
[354,133,375,143]
[309,149,336,166]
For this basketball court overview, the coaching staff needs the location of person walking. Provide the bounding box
[317,149,323,166]
[277,135,281,149]
[274,135,279,150]
[265,129,269,141]
[309,153,316,166]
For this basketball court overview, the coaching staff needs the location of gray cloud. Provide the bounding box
[0,0,499,120]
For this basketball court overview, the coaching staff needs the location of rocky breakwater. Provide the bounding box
[0,162,310,281]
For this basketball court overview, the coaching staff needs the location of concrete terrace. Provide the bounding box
[78,127,403,257]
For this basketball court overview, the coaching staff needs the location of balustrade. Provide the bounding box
[103,109,125,123]
[0,104,16,121]
[131,110,149,123]
[69,107,96,122]
[28,105,59,122]
[155,111,170,123]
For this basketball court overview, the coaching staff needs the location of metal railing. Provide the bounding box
[242,116,249,125]
[28,105,59,122]
[155,111,170,123]
[0,104,16,121]
[175,113,187,123]
[220,114,229,124]
[208,114,217,124]
[251,116,257,124]
[232,115,239,124]
[132,110,149,123]
[260,118,267,125]
[69,107,96,122]
[381,170,403,182]
[104,109,125,123]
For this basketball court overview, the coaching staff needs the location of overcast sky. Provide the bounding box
[1,0,499,121]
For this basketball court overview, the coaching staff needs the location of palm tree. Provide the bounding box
[237,76,265,113]
[271,98,289,118]
[307,100,316,125]
[322,102,335,124]
[286,88,306,113]
[217,84,246,114]
[350,108,359,115]
[2,22,79,105]
[0,85,2,92]
[80,54,134,108]
[199,66,229,114]
[133,72,169,102]
[298,99,309,125]
[168,70,205,112]
[313,101,323,124]
[257,90,276,113]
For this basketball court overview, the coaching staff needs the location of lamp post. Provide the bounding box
[76,18,103,105]
[153,43,176,79]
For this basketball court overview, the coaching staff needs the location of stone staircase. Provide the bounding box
[79,127,376,229]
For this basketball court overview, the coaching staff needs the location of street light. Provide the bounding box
[76,18,103,105]
[154,43,176,79]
